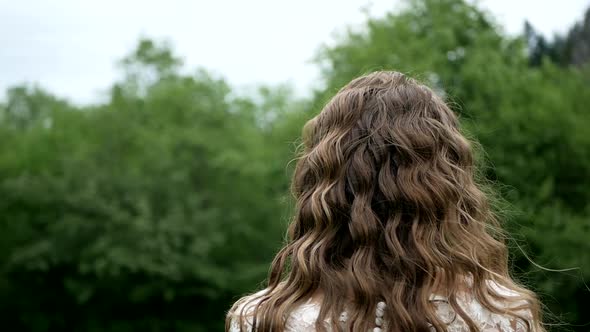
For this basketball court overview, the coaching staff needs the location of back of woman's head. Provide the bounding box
[228,71,542,332]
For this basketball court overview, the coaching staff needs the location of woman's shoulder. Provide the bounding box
[227,288,269,329]
[227,289,265,332]
[227,281,535,332]
[228,289,268,316]
[227,289,320,332]
[444,280,536,331]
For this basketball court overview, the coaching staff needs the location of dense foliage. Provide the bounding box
[1,0,588,330]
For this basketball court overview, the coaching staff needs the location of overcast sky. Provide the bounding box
[0,0,588,104]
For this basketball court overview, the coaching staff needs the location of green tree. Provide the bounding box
[525,7,590,67]
[0,39,297,331]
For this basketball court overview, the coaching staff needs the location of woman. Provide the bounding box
[226,71,543,331]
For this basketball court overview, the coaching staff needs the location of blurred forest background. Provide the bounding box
[1,0,589,331]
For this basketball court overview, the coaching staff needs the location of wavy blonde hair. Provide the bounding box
[227,71,543,331]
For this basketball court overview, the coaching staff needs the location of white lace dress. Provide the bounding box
[228,283,535,332]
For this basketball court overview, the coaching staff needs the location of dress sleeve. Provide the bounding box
[227,290,268,332]
[228,314,252,332]
[228,292,320,332]
[484,281,540,332]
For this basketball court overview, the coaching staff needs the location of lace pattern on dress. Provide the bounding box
[228,283,534,332]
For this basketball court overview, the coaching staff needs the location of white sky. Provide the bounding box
[0,0,588,104]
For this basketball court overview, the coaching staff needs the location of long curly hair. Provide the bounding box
[227,71,543,331]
